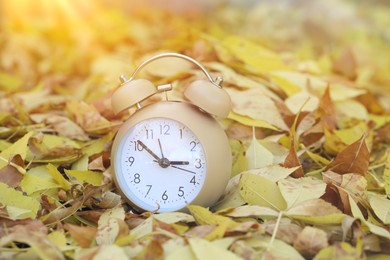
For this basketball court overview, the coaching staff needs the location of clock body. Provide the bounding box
[111,101,231,212]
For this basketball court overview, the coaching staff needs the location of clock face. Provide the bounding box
[115,117,207,212]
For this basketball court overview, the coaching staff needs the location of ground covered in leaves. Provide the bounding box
[1,0,390,259]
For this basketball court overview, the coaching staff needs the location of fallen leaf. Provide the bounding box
[189,238,242,260]
[313,242,363,260]
[238,173,287,211]
[367,193,390,224]
[282,138,305,178]
[294,226,329,257]
[324,135,369,175]
[0,131,33,169]
[64,224,97,248]
[246,129,274,169]
[332,48,357,80]
[318,86,336,131]
[0,182,40,219]
[226,88,289,131]
[65,169,103,186]
[278,176,327,209]
[96,206,126,245]
[188,205,237,228]
[0,225,64,260]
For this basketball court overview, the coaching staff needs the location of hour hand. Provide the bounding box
[170,161,189,165]
[137,140,161,162]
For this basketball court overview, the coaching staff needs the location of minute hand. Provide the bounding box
[137,140,161,162]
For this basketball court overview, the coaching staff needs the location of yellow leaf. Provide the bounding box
[89,245,128,260]
[278,177,327,209]
[166,244,196,260]
[349,195,390,240]
[384,154,390,196]
[313,242,363,260]
[66,100,114,134]
[0,182,40,219]
[0,72,23,91]
[335,100,368,121]
[47,231,67,247]
[238,173,287,211]
[188,205,237,228]
[286,199,343,224]
[0,131,33,169]
[230,139,247,177]
[82,131,116,157]
[226,88,289,131]
[189,238,242,260]
[269,73,301,96]
[206,62,280,99]
[246,130,274,169]
[368,193,390,224]
[218,205,279,219]
[0,225,64,260]
[216,36,287,73]
[285,91,319,114]
[334,121,371,147]
[65,169,103,186]
[269,71,326,94]
[96,206,126,246]
[227,112,278,130]
[19,173,61,195]
[47,164,71,191]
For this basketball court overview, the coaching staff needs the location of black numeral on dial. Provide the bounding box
[145,185,152,197]
[178,186,184,197]
[162,190,168,201]
[133,173,141,184]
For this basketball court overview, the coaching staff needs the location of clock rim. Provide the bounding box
[111,101,232,212]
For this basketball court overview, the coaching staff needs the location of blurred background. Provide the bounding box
[1,0,389,107]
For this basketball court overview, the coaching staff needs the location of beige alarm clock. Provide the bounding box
[110,53,232,212]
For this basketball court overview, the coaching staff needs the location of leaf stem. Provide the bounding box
[267,210,284,250]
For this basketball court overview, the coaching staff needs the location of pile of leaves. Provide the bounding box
[1,0,390,258]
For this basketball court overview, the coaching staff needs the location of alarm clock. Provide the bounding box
[110,53,232,212]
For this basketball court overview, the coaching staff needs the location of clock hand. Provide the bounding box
[170,161,190,165]
[157,138,165,158]
[171,165,196,174]
[137,140,161,163]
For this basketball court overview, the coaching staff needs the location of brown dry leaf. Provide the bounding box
[64,224,97,248]
[66,100,114,135]
[317,86,337,131]
[135,239,164,260]
[0,225,64,260]
[282,138,305,178]
[332,48,357,80]
[293,226,329,257]
[324,135,369,175]
[0,154,24,187]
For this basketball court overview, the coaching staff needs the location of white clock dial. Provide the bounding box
[115,117,207,212]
